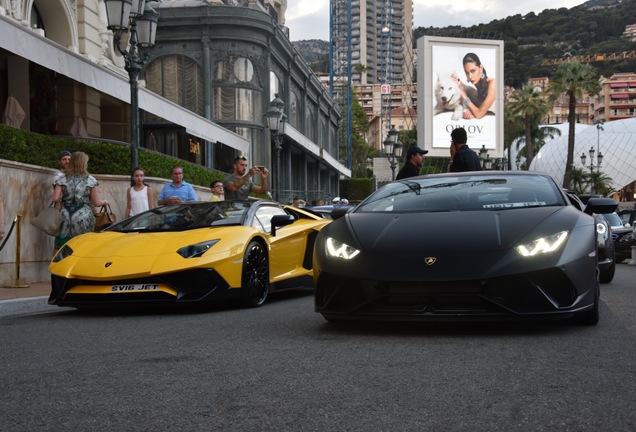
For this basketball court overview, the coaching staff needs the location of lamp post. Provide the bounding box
[580,146,603,195]
[383,126,402,180]
[596,120,604,157]
[265,94,286,202]
[479,145,493,170]
[104,0,159,171]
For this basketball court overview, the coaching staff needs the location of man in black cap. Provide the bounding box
[449,127,481,172]
[53,150,71,184]
[396,146,428,180]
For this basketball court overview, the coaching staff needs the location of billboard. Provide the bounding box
[417,36,504,158]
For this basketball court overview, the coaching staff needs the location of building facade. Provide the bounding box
[357,83,416,150]
[0,0,348,206]
[331,0,413,87]
[591,72,636,124]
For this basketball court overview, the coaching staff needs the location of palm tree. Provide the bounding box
[504,109,525,169]
[571,167,588,195]
[547,60,601,189]
[505,83,550,168]
[589,170,615,196]
[513,123,561,169]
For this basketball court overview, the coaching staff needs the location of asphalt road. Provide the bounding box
[1,265,635,431]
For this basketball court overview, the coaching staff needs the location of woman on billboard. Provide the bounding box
[452,52,496,120]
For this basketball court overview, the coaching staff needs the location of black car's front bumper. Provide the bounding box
[314,267,597,322]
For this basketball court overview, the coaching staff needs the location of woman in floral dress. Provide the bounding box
[52,151,108,252]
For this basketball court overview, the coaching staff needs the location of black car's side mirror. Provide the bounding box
[585,198,618,215]
[331,207,350,220]
[270,214,295,236]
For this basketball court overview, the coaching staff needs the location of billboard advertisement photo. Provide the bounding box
[418,36,504,159]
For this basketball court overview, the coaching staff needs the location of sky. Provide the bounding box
[285,0,587,41]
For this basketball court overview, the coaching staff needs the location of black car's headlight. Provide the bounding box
[516,231,568,257]
[596,222,608,236]
[177,240,219,258]
[53,244,74,262]
[325,237,360,260]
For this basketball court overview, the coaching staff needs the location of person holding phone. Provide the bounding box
[223,156,269,200]
[448,127,481,172]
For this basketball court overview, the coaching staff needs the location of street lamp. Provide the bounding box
[104,0,159,171]
[478,145,493,170]
[596,120,604,152]
[580,146,603,194]
[265,94,286,202]
[383,126,402,180]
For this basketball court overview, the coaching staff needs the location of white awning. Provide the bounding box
[0,16,249,152]
[284,123,351,177]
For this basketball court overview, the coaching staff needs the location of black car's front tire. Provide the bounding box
[571,287,600,326]
[240,240,270,307]
[599,260,615,283]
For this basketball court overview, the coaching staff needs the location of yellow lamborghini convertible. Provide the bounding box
[49,200,330,308]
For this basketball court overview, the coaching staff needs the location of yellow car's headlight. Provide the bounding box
[177,240,219,258]
[52,244,74,262]
[516,231,568,257]
[326,237,360,260]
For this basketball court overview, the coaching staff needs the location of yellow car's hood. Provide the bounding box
[51,228,249,280]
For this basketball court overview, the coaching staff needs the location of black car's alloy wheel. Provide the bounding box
[241,241,270,307]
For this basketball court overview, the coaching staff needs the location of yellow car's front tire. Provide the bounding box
[240,240,270,307]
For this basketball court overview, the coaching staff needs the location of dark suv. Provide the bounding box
[563,190,617,283]
[618,208,636,226]
[602,212,635,263]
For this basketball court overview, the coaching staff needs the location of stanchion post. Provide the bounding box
[3,214,29,288]
[627,222,636,265]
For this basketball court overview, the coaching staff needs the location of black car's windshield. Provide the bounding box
[106,201,253,232]
[357,174,565,213]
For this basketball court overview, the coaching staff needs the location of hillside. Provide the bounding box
[293,0,636,86]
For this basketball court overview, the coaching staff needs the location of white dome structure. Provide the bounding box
[512,123,590,172]
[530,118,636,192]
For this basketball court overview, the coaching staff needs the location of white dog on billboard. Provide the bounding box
[433,74,478,121]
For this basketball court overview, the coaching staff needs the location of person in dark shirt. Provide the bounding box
[448,127,482,172]
[396,146,428,180]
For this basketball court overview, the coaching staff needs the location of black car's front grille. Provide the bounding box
[315,268,579,316]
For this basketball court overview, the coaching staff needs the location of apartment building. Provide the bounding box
[591,72,636,123]
[332,0,414,86]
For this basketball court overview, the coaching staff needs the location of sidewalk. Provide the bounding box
[0,281,51,300]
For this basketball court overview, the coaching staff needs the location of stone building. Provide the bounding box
[0,0,347,205]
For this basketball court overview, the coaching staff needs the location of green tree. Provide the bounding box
[547,60,601,188]
[514,124,561,169]
[505,83,550,168]
[586,170,615,196]
[571,167,588,195]
[339,88,371,178]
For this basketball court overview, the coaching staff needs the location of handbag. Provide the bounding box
[94,204,117,231]
[32,204,64,236]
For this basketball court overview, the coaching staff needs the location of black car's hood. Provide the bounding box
[347,207,570,255]
[318,205,596,281]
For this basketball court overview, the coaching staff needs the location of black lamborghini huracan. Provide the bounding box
[313,172,618,325]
